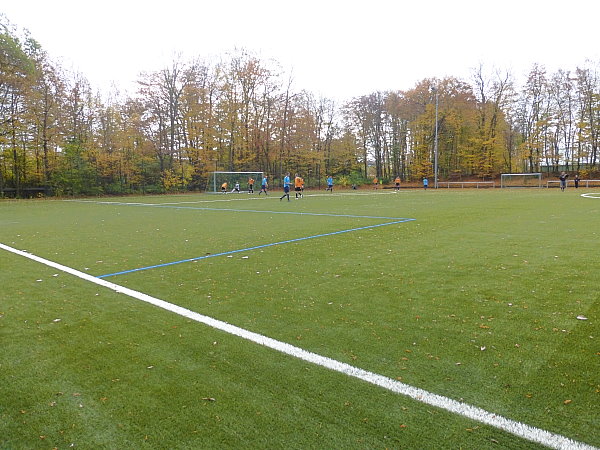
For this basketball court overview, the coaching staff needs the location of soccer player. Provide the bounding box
[326,175,333,192]
[394,176,401,191]
[373,177,378,189]
[423,177,428,190]
[294,173,304,199]
[248,177,255,193]
[231,182,240,193]
[280,172,291,201]
[221,181,228,193]
[559,172,569,191]
[259,176,268,195]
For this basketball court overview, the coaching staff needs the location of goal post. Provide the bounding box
[500,173,542,188]
[209,171,264,193]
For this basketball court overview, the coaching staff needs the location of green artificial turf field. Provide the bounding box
[1,189,598,449]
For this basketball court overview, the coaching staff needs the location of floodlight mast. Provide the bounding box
[433,86,439,189]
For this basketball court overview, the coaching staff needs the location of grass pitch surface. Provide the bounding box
[1,189,598,449]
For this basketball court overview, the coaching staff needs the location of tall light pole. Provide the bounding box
[433,87,439,189]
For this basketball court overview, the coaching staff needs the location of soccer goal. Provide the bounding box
[209,171,264,193]
[500,173,542,188]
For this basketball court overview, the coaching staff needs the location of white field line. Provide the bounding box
[581,192,600,198]
[63,200,409,221]
[304,191,398,197]
[64,190,396,206]
[1,243,596,450]
[66,197,267,206]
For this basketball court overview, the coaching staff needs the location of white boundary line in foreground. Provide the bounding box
[1,243,596,450]
[581,192,600,198]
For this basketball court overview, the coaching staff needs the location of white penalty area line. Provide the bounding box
[1,244,596,450]
[304,191,400,197]
[581,192,600,198]
[64,199,409,221]
[65,190,398,207]
[65,197,266,206]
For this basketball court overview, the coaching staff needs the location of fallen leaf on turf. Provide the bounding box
[564,399,572,405]
[202,397,216,402]
[576,315,588,320]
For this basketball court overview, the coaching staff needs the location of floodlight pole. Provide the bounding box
[433,87,439,189]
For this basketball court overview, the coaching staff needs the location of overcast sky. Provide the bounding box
[3,0,599,101]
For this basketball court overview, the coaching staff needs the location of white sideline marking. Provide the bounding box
[1,243,596,450]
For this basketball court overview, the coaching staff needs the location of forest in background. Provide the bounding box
[1,16,599,197]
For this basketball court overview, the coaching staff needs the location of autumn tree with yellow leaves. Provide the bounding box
[2,17,600,197]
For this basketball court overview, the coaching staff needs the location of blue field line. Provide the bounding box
[97,218,415,278]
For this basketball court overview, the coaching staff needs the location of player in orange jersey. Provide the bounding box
[294,174,304,199]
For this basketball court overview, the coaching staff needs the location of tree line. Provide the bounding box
[1,17,599,197]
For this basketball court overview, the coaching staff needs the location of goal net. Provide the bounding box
[500,173,542,188]
[209,171,264,193]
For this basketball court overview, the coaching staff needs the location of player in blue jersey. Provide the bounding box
[259,176,268,195]
[280,172,291,201]
[326,175,333,192]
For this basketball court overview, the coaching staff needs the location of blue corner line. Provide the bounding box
[97,218,415,278]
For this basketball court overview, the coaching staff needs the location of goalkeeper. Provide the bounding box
[559,172,569,191]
